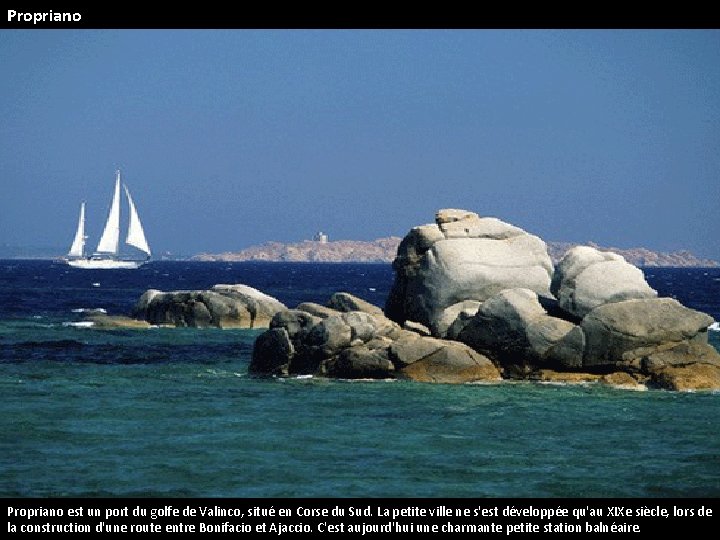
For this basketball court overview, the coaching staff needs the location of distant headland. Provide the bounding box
[192,237,719,267]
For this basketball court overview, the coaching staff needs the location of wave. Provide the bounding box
[62,321,95,328]
[14,339,85,350]
[709,322,720,332]
[71,308,107,314]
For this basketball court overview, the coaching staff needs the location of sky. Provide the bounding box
[0,30,718,259]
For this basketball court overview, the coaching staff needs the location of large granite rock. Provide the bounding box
[250,292,500,384]
[581,297,717,370]
[551,246,657,318]
[325,343,395,379]
[251,327,294,375]
[385,209,553,336]
[133,284,286,328]
[517,295,720,381]
[457,288,576,370]
[397,340,500,384]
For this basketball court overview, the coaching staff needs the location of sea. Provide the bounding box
[1,260,719,498]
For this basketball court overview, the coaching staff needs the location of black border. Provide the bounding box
[1,7,718,29]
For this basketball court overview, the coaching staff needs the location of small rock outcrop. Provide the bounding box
[132,284,286,328]
[649,364,720,391]
[249,293,501,384]
[385,209,553,336]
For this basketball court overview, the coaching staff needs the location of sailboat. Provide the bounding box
[64,170,151,269]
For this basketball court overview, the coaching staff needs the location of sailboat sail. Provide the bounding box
[124,185,151,256]
[95,171,121,254]
[68,201,86,257]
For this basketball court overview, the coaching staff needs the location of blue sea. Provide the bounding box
[1,261,719,497]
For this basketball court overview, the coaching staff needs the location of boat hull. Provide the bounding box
[64,259,146,269]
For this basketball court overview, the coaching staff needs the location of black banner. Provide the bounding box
[5,498,718,536]
[1,7,717,29]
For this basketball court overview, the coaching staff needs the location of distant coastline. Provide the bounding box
[192,237,719,267]
[3,239,717,267]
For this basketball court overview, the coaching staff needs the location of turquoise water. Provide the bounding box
[1,262,719,497]
[3,347,719,497]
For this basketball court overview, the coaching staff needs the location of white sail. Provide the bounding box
[67,201,86,257]
[124,185,151,256]
[95,170,121,254]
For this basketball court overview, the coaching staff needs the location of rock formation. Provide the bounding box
[381,209,720,390]
[246,209,719,390]
[250,292,501,384]
[132,284,286,328]
[385,209,554,337]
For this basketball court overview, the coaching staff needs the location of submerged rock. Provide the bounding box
[133,284,286,328]
[527,370,646,390]
[81,313,151,329]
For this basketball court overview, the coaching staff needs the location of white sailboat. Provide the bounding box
[64,170,151,269]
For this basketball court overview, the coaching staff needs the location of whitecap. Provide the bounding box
[536,380,592,387]
[295,374,314,379]
[445,405,468,413]
[368,287,376,292]
[62,321,95,328]
[340,377,395,382]
[709,322,720,332]
[71,308,107,314]
[92,282,101,287]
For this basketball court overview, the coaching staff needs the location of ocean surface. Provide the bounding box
[1,260,719,498]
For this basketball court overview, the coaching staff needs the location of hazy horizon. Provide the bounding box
[1,30,718,260]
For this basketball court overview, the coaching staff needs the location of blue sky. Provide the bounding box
[1,30,718,259]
